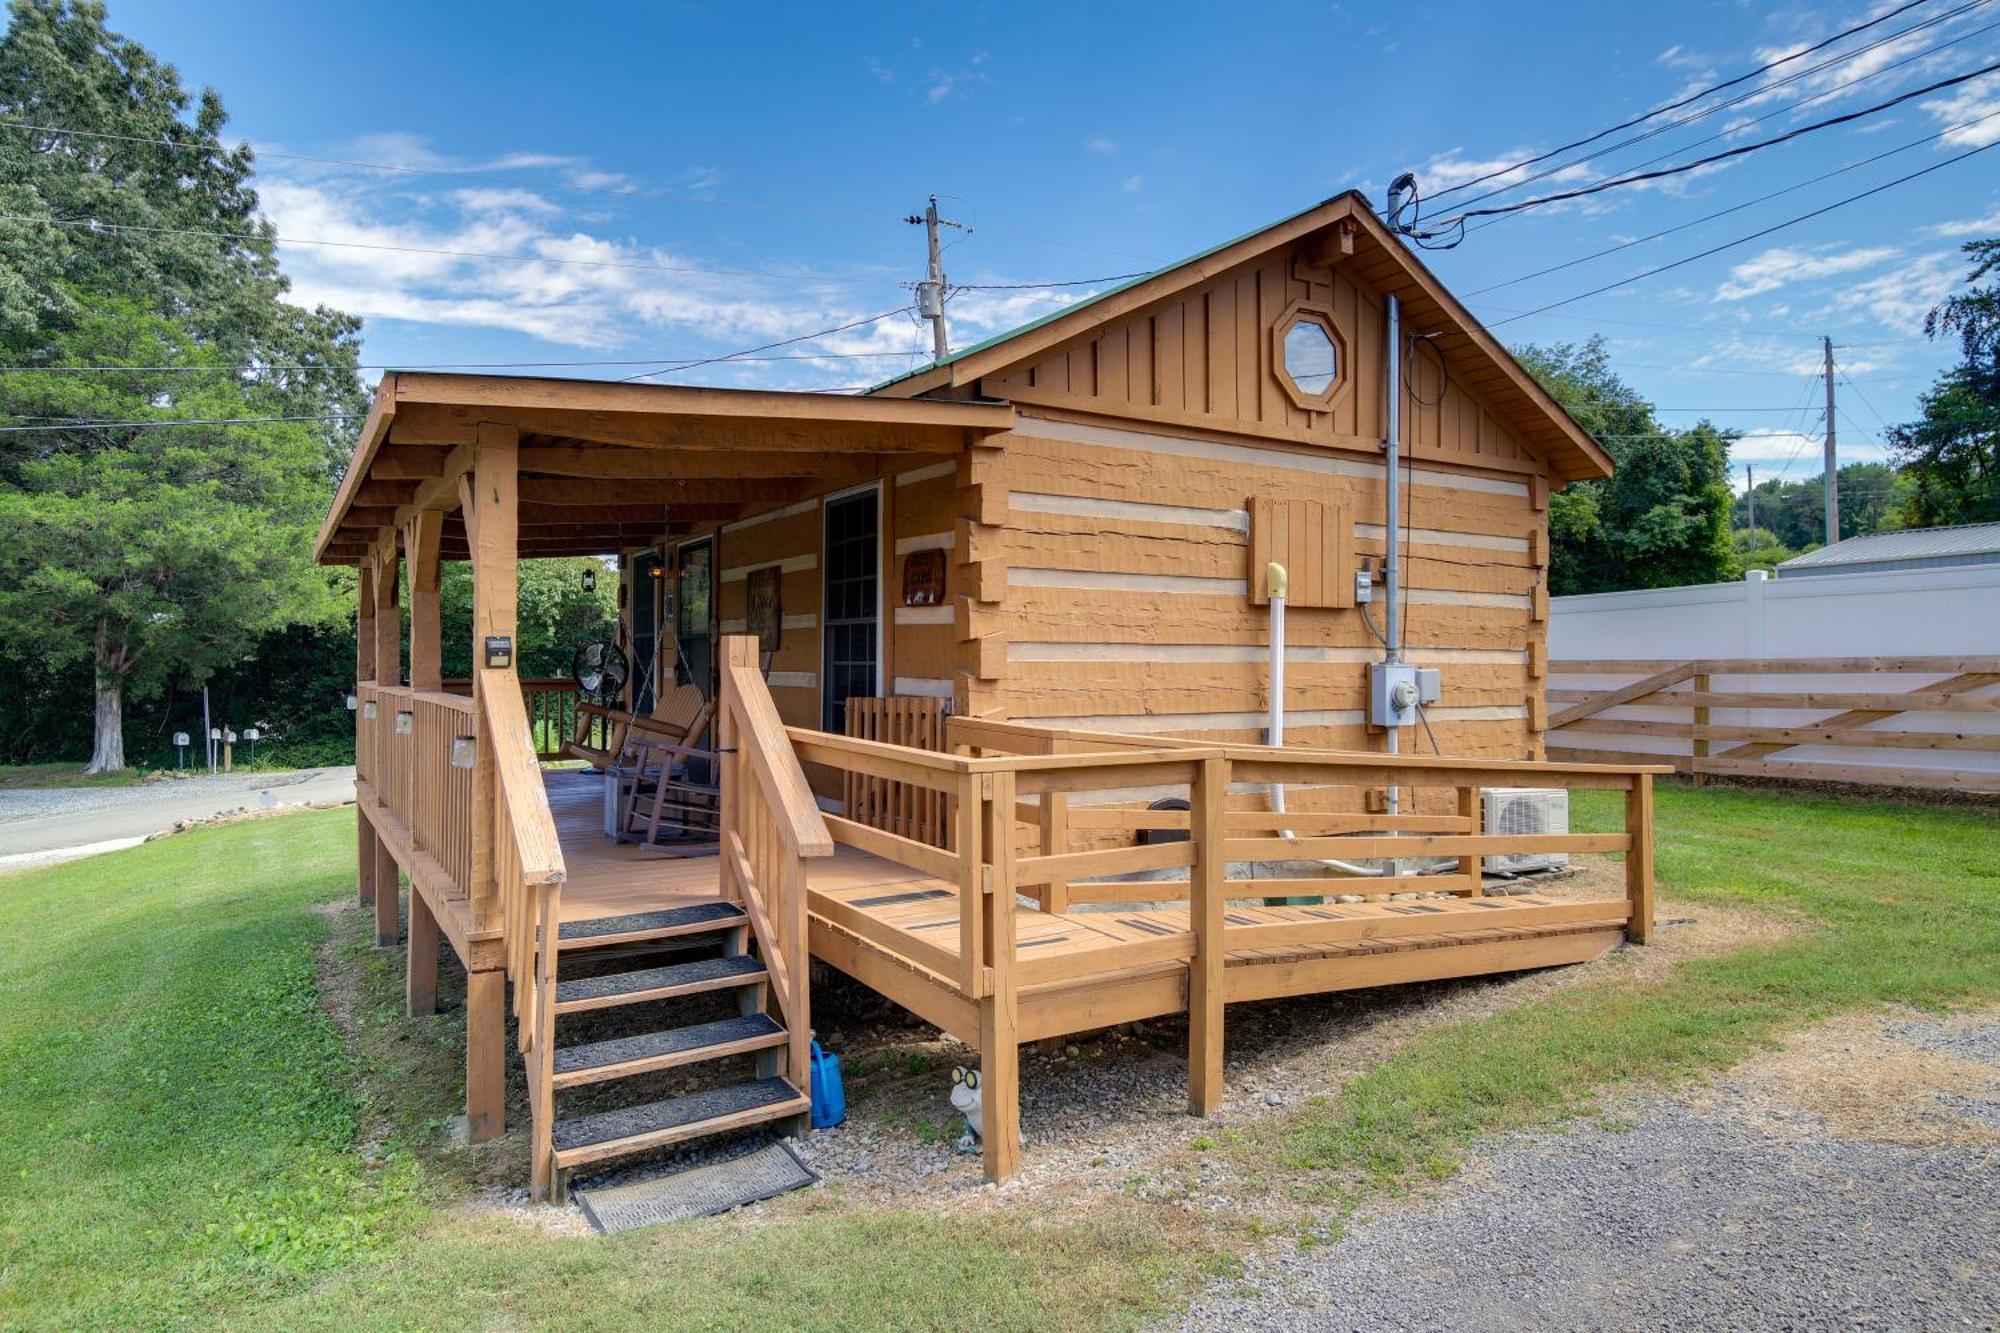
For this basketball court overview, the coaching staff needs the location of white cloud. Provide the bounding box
[1086,135,1118,156]
[1823,249,1965,331]
[1412,148,1594,204]
[1926,204,2000,237]
[1120,174,1144,193]
[1922,73,2000,147]
[253,146,1128,392]
[1713,244,1899,301]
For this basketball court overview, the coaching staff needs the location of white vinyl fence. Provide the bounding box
[1547,567,2000,792]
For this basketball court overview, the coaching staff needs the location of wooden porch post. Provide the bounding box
[460,423,519,1144]
[1624,773,1655,945]
[356,561,379,909]
[399,510,443,999]
[407,890,439,1016]
[978,770,1021,1183]
[1187,755,1227,1116]
[404,509,445,693]
[373,835,401,947]
[372,534,402,688]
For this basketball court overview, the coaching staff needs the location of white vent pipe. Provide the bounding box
[1265,560,1386,877]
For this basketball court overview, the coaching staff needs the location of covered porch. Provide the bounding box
[317,371,1659,1195]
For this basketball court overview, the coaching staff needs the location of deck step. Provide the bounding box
[552,1077,810,1170]
[554,953,767,1014]
[551,1013,787,1089]
[558,901,746,951]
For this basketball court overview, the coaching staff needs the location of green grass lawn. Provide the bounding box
[0,784,1993,1329]
[0,761,148,789]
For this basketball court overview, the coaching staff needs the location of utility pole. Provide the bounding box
[1746,465,1755,534]
[906,195,964,362]
[1822,335,1839,544]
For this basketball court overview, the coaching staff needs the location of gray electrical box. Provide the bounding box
[1368,661,1442,727]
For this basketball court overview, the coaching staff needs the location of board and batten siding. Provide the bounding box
[952,409,1552,765]
[981,250,1544,478]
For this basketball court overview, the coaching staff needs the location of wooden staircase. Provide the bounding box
[541,901,810,1185]
[482,637,834,1201]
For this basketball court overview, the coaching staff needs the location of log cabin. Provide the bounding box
[316,191,1662,1198]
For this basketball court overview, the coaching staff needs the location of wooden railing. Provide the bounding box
[480,670,567,1199]
[356,683,477,900]
[1547,656,2000,793]
[446,676,588,760]
[717,638,834,1092]
[949,720,1660,1119]
[842,695,949,846]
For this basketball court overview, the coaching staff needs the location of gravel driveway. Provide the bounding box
[1170,1009,2000,1332]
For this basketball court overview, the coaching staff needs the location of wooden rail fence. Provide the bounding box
[1546,656,2000,794]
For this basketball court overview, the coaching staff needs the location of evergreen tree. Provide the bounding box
[1889,237,1999,528]
[0,0,364,770]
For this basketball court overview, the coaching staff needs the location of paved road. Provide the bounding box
[0,767,355,868]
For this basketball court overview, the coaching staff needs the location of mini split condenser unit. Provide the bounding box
[1481,788,1569,875]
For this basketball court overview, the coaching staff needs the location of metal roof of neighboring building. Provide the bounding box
[1775,521,2000,577]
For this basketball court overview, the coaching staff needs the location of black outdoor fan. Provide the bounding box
[569,641,630,705]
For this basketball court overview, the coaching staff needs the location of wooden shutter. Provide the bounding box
[1248,497,1354,609]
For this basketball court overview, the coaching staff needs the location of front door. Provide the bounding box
[822,487,881,730]
[675,537,715,699]
[630,549,664,715]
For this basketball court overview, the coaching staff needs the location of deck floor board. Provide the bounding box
[541,767,1624,1001]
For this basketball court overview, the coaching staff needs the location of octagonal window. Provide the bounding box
[1282,318,1339,398]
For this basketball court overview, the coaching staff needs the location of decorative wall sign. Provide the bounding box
[902,548,947,606]
[746,564,783,653]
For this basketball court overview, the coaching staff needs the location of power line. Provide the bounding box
[1417,61,2000,240]
[0,349,932,376]
[1839,369,1897,432]
[0,210,916,289]
[0,413,364,433]
[1418,0,1945,206]
[1433,0,1992,232]
[1485,139,1999,328]
[618,305,916,383]
[1463,107,2000,297]
[1,116,910,222]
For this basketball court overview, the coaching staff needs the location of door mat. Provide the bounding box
[574,1139,817,1235]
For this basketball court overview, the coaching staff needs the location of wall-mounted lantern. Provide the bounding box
[345,693,358,711]
[581,567,597,593]
[450,736,477,769]
[483,635,513,670]
[362,700,378,720]
[394,709,414,736]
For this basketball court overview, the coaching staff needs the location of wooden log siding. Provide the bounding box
[1547,657,2000,793]
[967,411,1546,760]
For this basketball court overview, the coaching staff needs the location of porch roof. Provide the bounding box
[315,372,1016,565]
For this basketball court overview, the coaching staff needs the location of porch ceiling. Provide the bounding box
[316,372,1014,565]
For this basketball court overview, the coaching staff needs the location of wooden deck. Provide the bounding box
[542,769,728,924]
[543,758,1633,1052]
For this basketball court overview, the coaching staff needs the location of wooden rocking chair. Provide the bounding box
[617,685,722,846]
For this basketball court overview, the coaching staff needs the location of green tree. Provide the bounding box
[437,558,619,680]
[1516,338,1736,594]
[0,298,341,770]
[1733,461,1903,549]
[0,0,364,770]
[1889,237,2000,527]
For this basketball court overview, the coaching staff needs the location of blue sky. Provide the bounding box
[94,0,2000,485]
